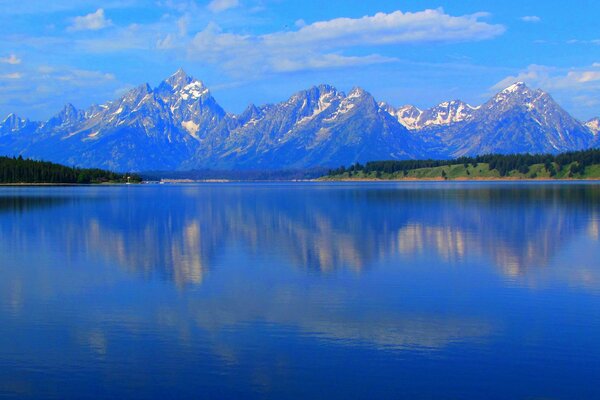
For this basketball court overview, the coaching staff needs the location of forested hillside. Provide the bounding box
[0,156,141,184]
[324,150,600,180]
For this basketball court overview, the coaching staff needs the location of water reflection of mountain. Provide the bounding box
[0,184,598,285]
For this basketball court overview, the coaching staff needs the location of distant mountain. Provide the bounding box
[201,85,424,169]
[0,71,597,171]
[408,82,595,157]
[3,69,229,171]
[0,114,39,136]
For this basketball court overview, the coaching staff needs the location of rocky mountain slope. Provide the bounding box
[0,70,597,171]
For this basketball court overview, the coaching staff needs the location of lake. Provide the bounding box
[0,182,599,399]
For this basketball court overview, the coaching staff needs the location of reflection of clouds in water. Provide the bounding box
[85,329,108,357]
[9,279,23,316]
[304,317,492,350]
[0,185,598,398]
[150,282,497,355]
[588,214,599,240]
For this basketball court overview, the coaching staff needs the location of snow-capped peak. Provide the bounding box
[165,68,193,90]
[347,87,367,99]
[384,100,475,130]
[171,67,187,78]
[502,81,528,94]
[381,104,423,130]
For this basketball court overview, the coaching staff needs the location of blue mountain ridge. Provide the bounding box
[0,69,598,171]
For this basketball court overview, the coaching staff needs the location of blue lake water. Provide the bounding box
[0,182,599,399]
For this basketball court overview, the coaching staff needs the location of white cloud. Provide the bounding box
[53,69,116,84]
[492,64,600,92]
[267,9,504,48]
[566,39,600,45]
[295,19,307,28]
[0,54,22,65]
[0,72,23,80]
[207,0,240,13]
[186,8,505,75]
[520,16,541,23]
[272,53,395,73]
[68,9,113,32]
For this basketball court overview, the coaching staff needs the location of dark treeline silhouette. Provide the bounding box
[0,156,141,184]
[327,149,600,178]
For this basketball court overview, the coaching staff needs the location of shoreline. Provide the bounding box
[1,178,599,185]
[318,177,600,182]
[0,182,133,186]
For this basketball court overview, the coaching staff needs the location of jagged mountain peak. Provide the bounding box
[342,87,379,111]
[2,113,20,124]
[441,82,593,157]
[43,103,84,130]
[501,81,529,94]
[59,103,80,117]
[0,113,36,135]
[164,68,194,89]
[287,84,341,103]
[1,113,29,126]
[347,87,369,98]
[237,103,264,125]
[0,71,597,171]
[379,103,423,130]
[488,82,550,109]
[384,99,476,130]
[158,70,210,104]
[121,83,153,103]
[243,103,261,115]
[316,83,338,92]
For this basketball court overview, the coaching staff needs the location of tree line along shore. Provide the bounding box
[0,156,141,184]
[2,150,600,184]
[322,149,600,181]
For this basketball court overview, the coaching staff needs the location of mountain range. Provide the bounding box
[0,69,598,171]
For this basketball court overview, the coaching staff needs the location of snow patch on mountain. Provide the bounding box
[0,71,597,171]
[297,90,339,125]
[382,100,475,130]
[586,118,600,134]
[182,120,200,138]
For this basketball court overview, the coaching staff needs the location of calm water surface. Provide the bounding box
[0,182,599,399]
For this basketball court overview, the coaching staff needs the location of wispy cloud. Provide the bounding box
[0,54,22,65]
[0,65,120,119]
[68,9,113,32]
[520,15,541,23]
[182,8,505,75]
[207,0,240,13]
[0,72,23,80]
[492,63,600,91]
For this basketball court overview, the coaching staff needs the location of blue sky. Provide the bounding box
[1,0,599,120]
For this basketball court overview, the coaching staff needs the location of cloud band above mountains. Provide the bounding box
[179,9,505,75]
